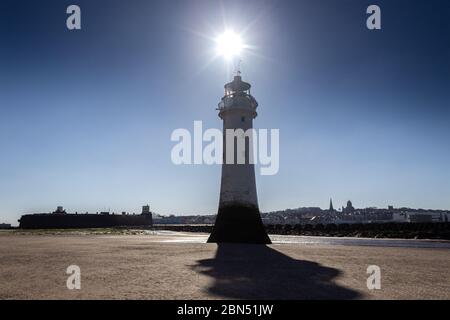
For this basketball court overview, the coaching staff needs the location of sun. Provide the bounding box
[215,30,244,60]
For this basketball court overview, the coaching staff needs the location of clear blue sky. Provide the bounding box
[1,0,449,224]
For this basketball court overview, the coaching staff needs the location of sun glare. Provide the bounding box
[215,30,244,60]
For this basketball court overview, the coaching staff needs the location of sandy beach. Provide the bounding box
[0,230,449,299]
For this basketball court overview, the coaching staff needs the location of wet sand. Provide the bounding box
[0,231,449,299]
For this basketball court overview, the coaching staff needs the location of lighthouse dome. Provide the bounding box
[224,75,251,94]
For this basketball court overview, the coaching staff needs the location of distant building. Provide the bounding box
[343,200,355,214]
[407,213,432,223]
[0,223,11,229]
[392,213,407,222]
[53,206,66,214]
[329,198,334,212]
[142,205,151,215]
[19,205,153,229]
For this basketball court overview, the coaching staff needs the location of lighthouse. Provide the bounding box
[207,72,271,244]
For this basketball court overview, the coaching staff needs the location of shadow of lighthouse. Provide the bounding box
[193,244,361,299]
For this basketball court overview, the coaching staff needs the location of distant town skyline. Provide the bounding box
[14,199,450,217]
[1,0,450,225]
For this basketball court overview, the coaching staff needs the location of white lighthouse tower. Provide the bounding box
[208,72,271,244]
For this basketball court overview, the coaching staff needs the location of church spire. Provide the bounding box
[329,198,334,212]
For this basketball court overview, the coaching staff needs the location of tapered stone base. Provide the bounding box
[207,205,271,244]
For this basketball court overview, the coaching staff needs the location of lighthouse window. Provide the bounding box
[241,117,245,122]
